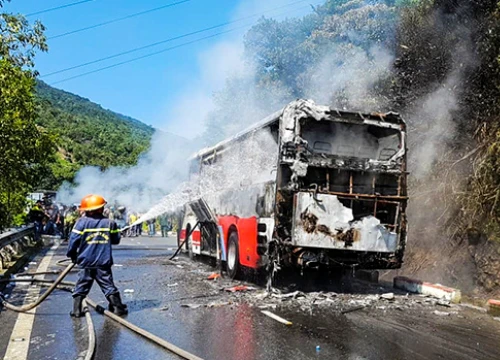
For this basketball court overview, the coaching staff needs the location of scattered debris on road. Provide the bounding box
[261,310,292,325]
[433,310,451,316]
[380,293,395,301]
[181,303,202,309]
[224,285,256,293]
[207,273,220,281]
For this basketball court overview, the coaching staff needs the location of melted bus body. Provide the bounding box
[180,100,407,277]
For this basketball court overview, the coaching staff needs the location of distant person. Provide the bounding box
[57,204,65,236]
[147,219,156,236]
[128,212,137,237]
[44,203,61,236]
[114,206,126,229]
[67,194,127,318]
[64,205,79,241]
[159,214,170,237]
[135,213,143,236]
[28,200,45,240]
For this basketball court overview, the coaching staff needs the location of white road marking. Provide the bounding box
[4,243,59,360]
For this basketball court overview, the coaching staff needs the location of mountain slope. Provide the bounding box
[34,81,154,189]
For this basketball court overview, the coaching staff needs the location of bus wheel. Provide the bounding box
[227,231,240,279]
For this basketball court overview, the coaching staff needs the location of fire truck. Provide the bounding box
[179,99,408,279]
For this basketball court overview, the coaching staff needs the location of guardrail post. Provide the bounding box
[0,226,36,271]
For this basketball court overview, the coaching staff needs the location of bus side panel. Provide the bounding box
[192,230,201,254]
[237,217,259,269]
[217,216,260,269]
[218,215,239,260]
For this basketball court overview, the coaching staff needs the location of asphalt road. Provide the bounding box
[1,235,500,360]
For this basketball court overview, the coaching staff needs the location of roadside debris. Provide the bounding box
[487,299,500,316]
[181,303,202,309]
[207,273,221,281]
[206,301,231,308]
[380,293,395,301]
[261,310,292,325]
[341,305,366,314]
[167,283,178,287]
[433,310,450,316]
[181,302,231,309]
[225,285,256,293]
[272,291,305,300]
[436,300,451,308]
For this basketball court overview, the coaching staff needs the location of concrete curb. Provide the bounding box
[393,276,462,303]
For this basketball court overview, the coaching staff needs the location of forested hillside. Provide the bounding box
[34,81,154,189]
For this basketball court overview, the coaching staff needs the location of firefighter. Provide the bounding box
[67,194,128,317]
[64,205,79,241]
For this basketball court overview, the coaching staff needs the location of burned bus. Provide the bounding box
[180,99,407,278]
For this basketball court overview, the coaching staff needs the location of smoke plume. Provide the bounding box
[57,130,194,211]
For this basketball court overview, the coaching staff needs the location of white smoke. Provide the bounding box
[56,1,423,220]
[56,130,194,211]
[406,25,477,178]
[302,3,397,111]
[57,0,316,212]
[164,0,315,139]
[133,130,278,225]
[304,43,394,110]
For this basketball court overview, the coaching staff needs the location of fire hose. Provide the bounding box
[0,262,204,360]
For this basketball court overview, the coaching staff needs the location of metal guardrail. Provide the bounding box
[0,225,36,270]
[0,226,35,248]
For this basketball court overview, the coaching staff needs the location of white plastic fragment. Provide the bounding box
[181,304,202,309]
[380,293,395,300]
[433,310,450,316]
[261,310,292,326]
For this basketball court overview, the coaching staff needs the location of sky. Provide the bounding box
[3,0,317,136]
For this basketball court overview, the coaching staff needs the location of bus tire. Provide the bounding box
[227,231,240,279]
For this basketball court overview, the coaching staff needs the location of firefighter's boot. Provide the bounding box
[70,295,85,318]
[107,293,128,316]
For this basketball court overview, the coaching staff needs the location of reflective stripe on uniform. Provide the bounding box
[73,228,116,234]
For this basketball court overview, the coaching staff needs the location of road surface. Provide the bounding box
[1,236,500,360]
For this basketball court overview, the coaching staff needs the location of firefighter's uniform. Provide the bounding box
[67,194,127,317]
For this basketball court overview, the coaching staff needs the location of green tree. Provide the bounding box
[0,4,54,228]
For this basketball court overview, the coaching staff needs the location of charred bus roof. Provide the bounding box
[192,100,405,161]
